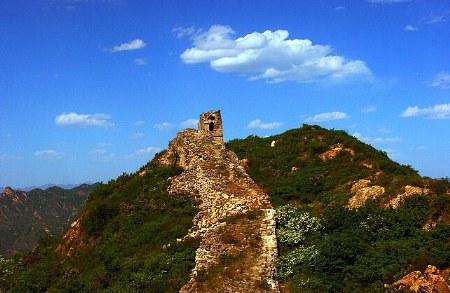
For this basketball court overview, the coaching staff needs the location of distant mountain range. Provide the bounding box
[0,184,96,256]
[0,183,93,192]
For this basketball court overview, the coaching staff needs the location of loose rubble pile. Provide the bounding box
[156,124,279,292]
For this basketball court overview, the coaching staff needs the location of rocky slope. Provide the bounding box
[155,127,279,292]
[0,185,92,256]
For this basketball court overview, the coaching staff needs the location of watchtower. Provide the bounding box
[198,110,224,144]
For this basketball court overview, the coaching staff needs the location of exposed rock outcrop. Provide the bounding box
[156,111,279,292]
[319,143,355,161]
[386,185,430,209]
[388,265,450,292]
[348,184,385,209]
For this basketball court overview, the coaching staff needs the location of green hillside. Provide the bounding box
[0,165,198,293]
[0,185,94,257]
[227,124,450,292]
[1,125,449,292]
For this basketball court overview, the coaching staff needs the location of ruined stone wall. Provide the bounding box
[156,126,279,292]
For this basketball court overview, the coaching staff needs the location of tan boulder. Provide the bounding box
[348,186,385,209]
[388,265,450,292]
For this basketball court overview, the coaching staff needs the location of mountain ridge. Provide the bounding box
[1,119,449,292]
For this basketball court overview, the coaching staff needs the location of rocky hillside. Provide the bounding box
[0,185,93,257]
[227,124,450,292]
[1,120,450,293]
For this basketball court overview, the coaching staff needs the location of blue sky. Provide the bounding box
[1,0,449,187]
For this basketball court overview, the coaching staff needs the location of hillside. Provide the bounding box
[1,121,450,292]
[227,124,450,292]
[0,185,94,257]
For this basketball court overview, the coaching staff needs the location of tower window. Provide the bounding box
[209,122,215,131]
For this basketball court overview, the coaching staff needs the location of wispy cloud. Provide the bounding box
[431,72,450,89]
[335,6,345,10]
[34,149,64,159]
[172,26,201,38]
[179,25,371,83]
[305,111,349,123]
[55,112,113,127]
[89,148,115,162]
[134,120,145,127]
[0,154,23,161]
[126,146,161,159]
[352,132,402,144]
[247,119,282,130]
[400,103,450,119]
[111,39,146,52]
[362,105,377,113]
[404,25,418,32]
[134,58,147,65]
[426,14,446,25]
[130,132,145,139]
[154,122,174,131]
[368,0,412,4]
[180,118,199,128]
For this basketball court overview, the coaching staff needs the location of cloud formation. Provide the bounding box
[401,103,450,119]
[353,132,402,144]
[34,149,63,159]
[368,0,412,4]
[127,146,161,159]
[172,26,201,38]
[154,122,174,130]
[134,58,147,65]
[431,72,450,89]
[55,112,113,127]
[134,120,145,127]
[247,119,282,130]
[404,25,418,31]
[304,111,349,123]
[179,25,371,83]
[111,39,146,52]
[130,132,145,139]
[180,118,199,128]
[362,105,377,113]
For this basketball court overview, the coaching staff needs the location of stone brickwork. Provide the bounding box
[156,111,279,293]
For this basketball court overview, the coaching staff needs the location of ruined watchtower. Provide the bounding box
[198,110,223,144]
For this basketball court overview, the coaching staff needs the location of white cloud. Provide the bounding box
[362,105,377,113]
[55,112,113,127]
[404,25,418,31]
[247,119,282,130]
[126,146,161,159]
[180,118,199,128]
[130,132,145,139]
[154,122,174,130]
[179,25,371,83]
[400,103,450,119]
[431,72,450,89]
[111,39,146,52]
[172,26,201,38]
[368,0,412,4]
[34,149,63,159]
[89,148,115,162]
[0,154,23,161]
[134,120,145,126]
[426,14,445,25]
[352,132,402,144]
[134,58,147,65]
[335,6,345,10]
[304,111,349,123]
